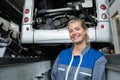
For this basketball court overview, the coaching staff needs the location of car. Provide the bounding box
[21,0,114,55]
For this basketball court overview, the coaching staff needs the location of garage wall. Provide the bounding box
[109,0,120,53]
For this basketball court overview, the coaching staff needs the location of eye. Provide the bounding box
[75,27,80,31]
[68,29,73,33]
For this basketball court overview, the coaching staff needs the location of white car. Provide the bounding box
[21,0,113,53]
[21,0,110,44]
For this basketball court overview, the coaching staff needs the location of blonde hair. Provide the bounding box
[67,18,89,42]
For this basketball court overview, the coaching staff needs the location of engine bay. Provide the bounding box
[33,0,97,29]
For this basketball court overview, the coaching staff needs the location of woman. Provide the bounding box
[51,18,107,80]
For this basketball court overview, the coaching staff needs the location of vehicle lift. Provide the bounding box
[0,22,51,80]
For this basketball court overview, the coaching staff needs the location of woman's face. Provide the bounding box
[68,21,87,44]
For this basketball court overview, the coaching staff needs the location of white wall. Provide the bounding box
[109,0,120,16]
[109,0,120,53]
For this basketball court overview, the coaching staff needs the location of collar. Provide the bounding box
[81,45,90,55]
[70,45,90,55]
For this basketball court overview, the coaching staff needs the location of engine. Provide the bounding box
[33,0,96,30]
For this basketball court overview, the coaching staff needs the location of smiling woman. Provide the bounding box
[67,18,89,44]
[51,18,107,80]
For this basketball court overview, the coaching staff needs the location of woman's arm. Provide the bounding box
[51,57,59,80]
[92,56,107,80]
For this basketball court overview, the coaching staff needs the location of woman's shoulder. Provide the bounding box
[58,48,72,64]
[89,48,103,54]
[88,48,104,59]
[59,48,72,57]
